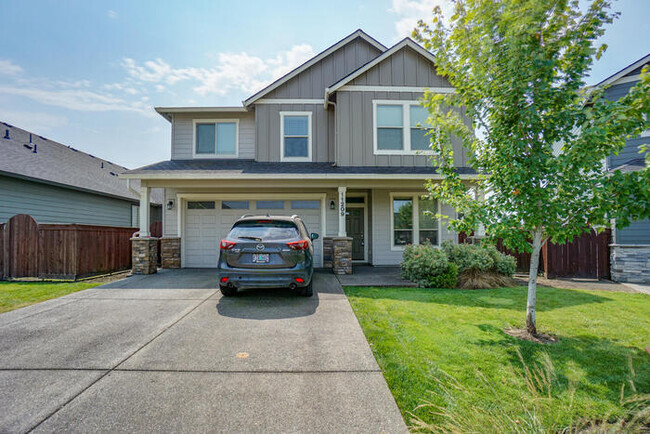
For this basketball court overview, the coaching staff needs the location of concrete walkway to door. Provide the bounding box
[0,269,407,433]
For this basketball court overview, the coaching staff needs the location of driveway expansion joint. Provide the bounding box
[24,291,215,433]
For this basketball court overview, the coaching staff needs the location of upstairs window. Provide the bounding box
[280,112,312,162]
[194,120,238,157]
[374,101,433,154]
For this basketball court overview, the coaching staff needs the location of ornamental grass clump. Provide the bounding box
[401,241,517,289]
[442,241,517,289]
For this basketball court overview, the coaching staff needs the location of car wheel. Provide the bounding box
[220,285,237,297]
[300,280,313,297]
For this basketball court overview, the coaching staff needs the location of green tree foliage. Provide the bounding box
[414,0,650,335]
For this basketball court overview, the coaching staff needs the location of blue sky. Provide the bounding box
[0,0,648,168]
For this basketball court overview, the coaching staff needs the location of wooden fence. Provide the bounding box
[459,229,611,280]
[1,214,138,280]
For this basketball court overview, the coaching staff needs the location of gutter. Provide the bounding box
[127,178,140,198]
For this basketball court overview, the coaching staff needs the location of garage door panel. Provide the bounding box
[184,199,323,268]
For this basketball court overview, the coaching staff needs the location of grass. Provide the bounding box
[344,285,650,432]
[0,281,100,313]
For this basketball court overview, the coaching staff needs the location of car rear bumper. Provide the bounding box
[217,263,312,289]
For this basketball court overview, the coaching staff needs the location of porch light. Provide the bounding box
[329,200,335,210]
[166,200,175,210]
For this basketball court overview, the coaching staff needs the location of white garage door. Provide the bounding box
[184,199,323,268]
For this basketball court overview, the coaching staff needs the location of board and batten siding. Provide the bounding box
[371,189,457,265]
[350,45,450,87]
[335,90,469,167]
[255,104,332,162]
[0,175,134,227]
[264,37,383,99]
[171,112,255,160]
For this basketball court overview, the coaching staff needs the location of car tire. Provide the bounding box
[220,285,237,297]
[300,280,313,297]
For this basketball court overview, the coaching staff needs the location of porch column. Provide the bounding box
[139,186,150,237]
[338,186,347,237]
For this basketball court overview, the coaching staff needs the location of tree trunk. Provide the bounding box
[526,228,544,336]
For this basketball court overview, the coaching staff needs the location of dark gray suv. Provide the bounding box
[216,215,318,297]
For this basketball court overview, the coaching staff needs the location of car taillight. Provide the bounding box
[287,240,309,250]
[220,240,236,250]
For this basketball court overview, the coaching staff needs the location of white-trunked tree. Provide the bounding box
[415,0,650,336]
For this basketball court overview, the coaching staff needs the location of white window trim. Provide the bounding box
[280,111,312,162]
[192,119,239,159]
[373,100,434,156]
[389,192,442,251]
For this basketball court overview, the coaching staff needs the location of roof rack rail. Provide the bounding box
[240,214,254,218]
[291,214,300,219]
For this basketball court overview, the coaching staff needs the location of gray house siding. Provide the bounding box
[604,73,650,248]
[0,174,134,227]
[617,219,650,245]
[264,37,383,99]
[334,46,469,167]
[254,103,331,162]
[335,90,469,167]
[171,112,255,160]
[350,45,450,87]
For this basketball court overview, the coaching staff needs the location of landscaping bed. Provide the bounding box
[345,285,650,431]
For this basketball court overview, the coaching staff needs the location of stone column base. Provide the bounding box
[611,245,650,283]
[323,238,334,268]
[161,237,181,269]
[131,237,159,275]
[331,237,353,275]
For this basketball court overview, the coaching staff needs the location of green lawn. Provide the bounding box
[0,281,100,313]
[345,285,650,432]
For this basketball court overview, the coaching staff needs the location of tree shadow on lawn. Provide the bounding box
[475,323,650,398]
[346,285,611,312]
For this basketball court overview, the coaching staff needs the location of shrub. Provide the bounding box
[484,244,517,277]
[401,243,458,288]
[441,240,494,273]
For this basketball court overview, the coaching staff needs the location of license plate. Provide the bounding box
[252,253,270,263]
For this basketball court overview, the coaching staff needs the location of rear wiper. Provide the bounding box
[237,236,263,241]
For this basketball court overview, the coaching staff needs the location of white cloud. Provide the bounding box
[0,109,68,132]
[121,43,315,96]
[0,59,23,76]
[390,0,454,39]
[107,10,118,19]
[0,85,151,115]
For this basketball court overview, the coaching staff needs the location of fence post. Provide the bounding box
[541,241,549,279]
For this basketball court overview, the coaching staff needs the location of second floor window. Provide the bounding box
[194,120,238,157]
[374,102,432,154]
[280,112,312,162]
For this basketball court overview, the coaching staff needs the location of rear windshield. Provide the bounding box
[229,220,300,241]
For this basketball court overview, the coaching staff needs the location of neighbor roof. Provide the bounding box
[243,29,387,107]
[121,159,477,180]
[595,53,650,88]
[0,122,161,203]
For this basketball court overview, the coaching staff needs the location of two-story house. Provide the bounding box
[122,29,476,274]
[598,53,650,284]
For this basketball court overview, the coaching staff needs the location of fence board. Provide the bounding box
[459,229,611,280]
[0,214,138,280]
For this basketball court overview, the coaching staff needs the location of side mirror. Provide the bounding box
[310,233,320,240]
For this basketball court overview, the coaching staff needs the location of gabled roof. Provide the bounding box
[0,121,161,204]
[243,29,386,107]
[324,38,440,101]
[595,53,650,88]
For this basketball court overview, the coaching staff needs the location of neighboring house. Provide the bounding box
[0,122,162,228]
[597,53,650,283]
[122,29,475,272]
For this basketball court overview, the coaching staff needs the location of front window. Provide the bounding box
[195,120,238,157]
[393,198,413,246]
[391,195,439,248]
[281,112,312,161]
[374,101,432,154]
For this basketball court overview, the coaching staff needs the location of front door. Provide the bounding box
[346,208,365,261]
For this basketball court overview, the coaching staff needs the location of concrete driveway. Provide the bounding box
[0,270,407,433]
